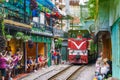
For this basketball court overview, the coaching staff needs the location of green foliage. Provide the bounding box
[16,32,24,39]
[0,19,5,37]
[55,38,63,49]
[6,34,12,39]
[89,40,97,53]
[22,35,31,42]
[88,0,96,19]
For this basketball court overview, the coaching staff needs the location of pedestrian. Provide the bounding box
[56,50,61,65]
[6,51,14,80]
[0,52,8,80]
[53,51,57,65]
[51,51,55,65]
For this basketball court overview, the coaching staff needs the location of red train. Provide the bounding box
[68,31,97,64]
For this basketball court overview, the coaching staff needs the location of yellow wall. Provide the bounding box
[8,39,45,58]
[26,43,45,58]
[8,39,23,54]
[38,43,45,56]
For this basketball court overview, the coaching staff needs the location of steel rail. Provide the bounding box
[48,65,84,80]
[66,65,85,80]
[48,65,73,80]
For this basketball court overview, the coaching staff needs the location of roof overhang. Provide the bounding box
[4,19,32,29]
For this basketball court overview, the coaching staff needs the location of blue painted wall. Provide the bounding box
[111,18,120,79]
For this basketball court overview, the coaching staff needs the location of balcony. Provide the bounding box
[53,28,64,37]
[59,2,65,9]
[31,22,53,36]
[55,0,59,5]
[0,3,30,25]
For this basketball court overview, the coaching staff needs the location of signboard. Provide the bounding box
[68,38,87,50]
[69,50,87,55]
[40,12,45,24]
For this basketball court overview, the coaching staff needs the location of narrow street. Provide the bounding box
[19,64,95,80]
[0,0,120,80]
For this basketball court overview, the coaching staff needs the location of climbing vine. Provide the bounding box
[0,19,5,37]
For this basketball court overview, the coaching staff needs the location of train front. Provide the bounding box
[68,38,88,64]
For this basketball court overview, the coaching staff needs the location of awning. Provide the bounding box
[4,19,32,29]
[36,0,55,10]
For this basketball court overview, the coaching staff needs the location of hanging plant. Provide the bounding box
[0,19,5,37]
[88,0,96,19]
[22,35,31,42]
[6,34,12,41]
[16,32,24,40]
[55,38,63,49]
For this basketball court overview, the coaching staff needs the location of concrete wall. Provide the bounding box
[97,0,110,32]
[109,0,120,26]
[111,18,120,79]
[109,0,120,79]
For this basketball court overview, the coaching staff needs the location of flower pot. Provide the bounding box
[16,37,21,40]
[7,38,11,41]
[24,40,28,42]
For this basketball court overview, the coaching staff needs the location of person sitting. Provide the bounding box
[95,59,101,76]
[43,56,48,68]
[27,57,34,72]
[32,57,38,72]
[97,58,110,80]
[106,60,112,77]
[38,54,47,69]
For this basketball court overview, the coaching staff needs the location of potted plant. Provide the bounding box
[16,32,24,40]
[22,35,31,42]
[55,38,63,49]
[6,34,12,41]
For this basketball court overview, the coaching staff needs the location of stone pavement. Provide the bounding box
[19,65,69,80]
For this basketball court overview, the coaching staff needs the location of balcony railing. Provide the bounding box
[0,3,31,25]
[53,28,64,37]
[31,22,53,36]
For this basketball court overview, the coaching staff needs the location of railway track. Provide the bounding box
[48,65,84,80]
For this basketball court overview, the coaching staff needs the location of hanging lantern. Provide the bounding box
[28,40,34,48]
[56,12,59,17]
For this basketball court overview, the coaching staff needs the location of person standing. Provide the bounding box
[51,51,55,65]
[0,52,8,80]
[56,50,61,65]
[53,51,57,65]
